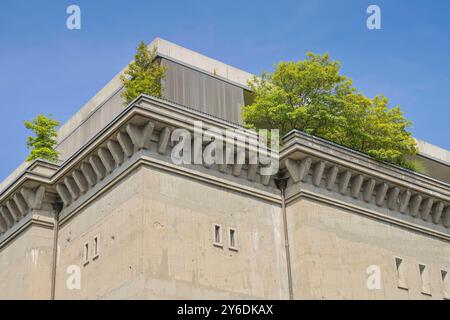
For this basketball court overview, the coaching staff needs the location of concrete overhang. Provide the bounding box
[281,130,450,192]
[279,130,450,238]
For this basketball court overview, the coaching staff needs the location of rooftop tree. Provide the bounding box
[24,114,60,163]
[120,41,166,105]
[243,53,421,171]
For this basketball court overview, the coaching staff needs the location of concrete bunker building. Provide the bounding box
[0,38,450,299]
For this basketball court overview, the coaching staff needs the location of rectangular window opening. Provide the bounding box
[441,270,450,300]
[419,264,432,296]
[213,224,223,247]
[83,242,90,265]
[93,236,100,259]
[229,228,238,251]
[395,257,408,290]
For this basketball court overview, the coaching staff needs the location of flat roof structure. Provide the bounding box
[1,37,449,192]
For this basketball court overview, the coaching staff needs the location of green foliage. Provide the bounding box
[120,41,166,105]
[24,115,60,163]
[243,53,420,171]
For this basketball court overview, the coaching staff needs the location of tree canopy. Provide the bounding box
[120,41,166,105]
[242,53,421,171]
[24,114,60,163]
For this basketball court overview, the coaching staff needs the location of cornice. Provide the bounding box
[282,130,450,191]
[281,130,450,234]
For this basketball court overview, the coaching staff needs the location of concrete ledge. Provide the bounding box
[0,213,54,249]
[280,130,450,236]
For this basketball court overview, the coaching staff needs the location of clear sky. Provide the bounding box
[0,0,449,181]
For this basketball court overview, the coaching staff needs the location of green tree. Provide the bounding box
[120,41,166,105]
[24,114,60,163]
[243,53,421,171]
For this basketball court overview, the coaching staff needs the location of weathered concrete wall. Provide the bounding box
[55,166,287,299]
[287,197,450,300]
[4,169,450,300]
[0,225,53,299]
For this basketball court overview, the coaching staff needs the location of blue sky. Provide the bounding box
[0,0,449,181]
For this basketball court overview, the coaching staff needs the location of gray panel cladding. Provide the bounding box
[161,58,245,124]
[54,58,246,163]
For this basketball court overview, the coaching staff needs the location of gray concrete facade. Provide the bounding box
[1,39,450,300]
